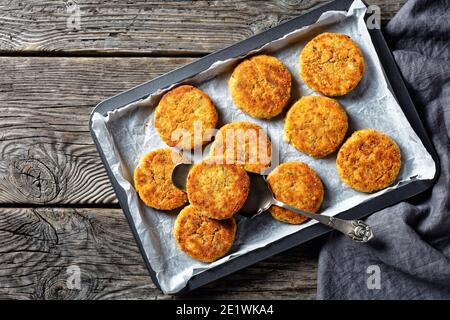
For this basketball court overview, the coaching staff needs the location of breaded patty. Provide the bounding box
[300,33,365,96]
[284,96,348,158]
[173,205,237,263]
[154,85,218,150]
[209,121,272,173]
[267,162,324,224]
[229,54,292,119]
[186,157,250,219]
[134,148,187,210]
[336,129,401,192]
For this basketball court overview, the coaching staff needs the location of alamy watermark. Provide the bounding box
[65,0,81,31]
[169,120,277,171]
[66,265,81,290]
[366,264,381,290]
[366,5,381,30]
[61,3,381,36]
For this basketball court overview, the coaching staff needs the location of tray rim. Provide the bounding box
[88,0,440,295]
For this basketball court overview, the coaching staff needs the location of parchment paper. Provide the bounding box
[91,0,436,294]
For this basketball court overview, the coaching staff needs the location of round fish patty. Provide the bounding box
[300,33,365,96]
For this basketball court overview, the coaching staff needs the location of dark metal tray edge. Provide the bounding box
[88,0,440,295]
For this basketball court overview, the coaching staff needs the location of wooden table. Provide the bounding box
[0,0,405,300]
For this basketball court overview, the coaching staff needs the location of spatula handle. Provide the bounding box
[272,200,374,242]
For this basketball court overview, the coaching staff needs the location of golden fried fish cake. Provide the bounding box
[267,162,324,224]
[134,148,187,210]
[300,33,365,96]
[173,205,237,263]
[336,129,401,192]
[209,121,272,173]
[154,85,218,150]
[229,54,292,119]
[186,157,250,220]
[284,96,348,158]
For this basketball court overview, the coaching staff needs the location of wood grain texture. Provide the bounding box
[0,0,406,55]
[0,56,193,205]
[0,207,319,299]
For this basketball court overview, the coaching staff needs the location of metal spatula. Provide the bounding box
[172,163,374,242]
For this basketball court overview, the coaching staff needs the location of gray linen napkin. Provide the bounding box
[317,0,450,299]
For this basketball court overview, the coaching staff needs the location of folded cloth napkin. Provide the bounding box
[317,0,450,299]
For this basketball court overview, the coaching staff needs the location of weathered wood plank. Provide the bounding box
[0,207,319,299]
[0,0,406,55]
[0,56,193,204]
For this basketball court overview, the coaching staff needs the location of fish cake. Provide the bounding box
[284,96,348,158]
[267,162,324,224]
[173,205,237,263]
[300,33,365,96]
[229,54,292,119]
[209,121,272,173]
[154,85,218,150]
[336,129,401,192]
[186,157,250,220]
[134,148,187,210]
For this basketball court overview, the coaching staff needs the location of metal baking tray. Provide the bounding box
[89,0,440,294]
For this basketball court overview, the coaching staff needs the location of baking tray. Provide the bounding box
[89,0,440,294]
